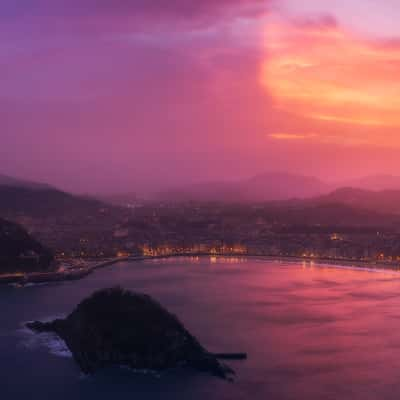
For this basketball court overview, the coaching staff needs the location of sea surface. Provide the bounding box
[2,257,400,400]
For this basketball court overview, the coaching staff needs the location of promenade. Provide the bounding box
[1,253,400,287]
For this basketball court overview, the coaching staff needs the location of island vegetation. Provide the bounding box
[27,287,245,380]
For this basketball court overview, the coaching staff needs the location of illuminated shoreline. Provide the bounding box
[2,252,400,287]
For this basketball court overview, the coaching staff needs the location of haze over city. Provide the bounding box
[2,0,400,193]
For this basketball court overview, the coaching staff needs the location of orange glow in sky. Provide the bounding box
[262,18,400,146]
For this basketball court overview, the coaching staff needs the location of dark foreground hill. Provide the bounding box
[0,218,54,273]
[0,185,105,218]
[27,287,243,379]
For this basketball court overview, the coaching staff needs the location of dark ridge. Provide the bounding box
[0,218,54,273]
[0,185,105,218]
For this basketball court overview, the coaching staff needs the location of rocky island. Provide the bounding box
[27,287,245,380]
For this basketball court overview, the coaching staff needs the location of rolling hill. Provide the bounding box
[156,172,331,203]
[314,187,400,215]
[0,173,53,190]
[0,183,106,218]
[344,175,400,191]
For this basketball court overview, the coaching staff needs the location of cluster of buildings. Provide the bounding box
[8,202,400,265]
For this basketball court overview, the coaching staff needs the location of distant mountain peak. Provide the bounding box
[344,174,400,191]
[155,172,331,203]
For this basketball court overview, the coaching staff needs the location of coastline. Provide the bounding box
[251,255,400,271]
[1,253,399,287]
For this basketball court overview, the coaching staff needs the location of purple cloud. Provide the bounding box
[1,0,270,23]
[0,0,275,193]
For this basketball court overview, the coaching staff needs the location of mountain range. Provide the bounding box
[155,172,331,203]
[154,172,400,204]
[3,171,400,217]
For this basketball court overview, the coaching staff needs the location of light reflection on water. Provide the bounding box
[2,257,400,400]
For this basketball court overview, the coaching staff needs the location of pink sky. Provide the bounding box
[1,0,400,193]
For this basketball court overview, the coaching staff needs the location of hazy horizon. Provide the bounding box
[4,169,400,198]
[2,0,400,193]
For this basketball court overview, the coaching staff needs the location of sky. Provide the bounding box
[1,0,400,193]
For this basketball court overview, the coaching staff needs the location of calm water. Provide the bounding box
[2,257,400,400]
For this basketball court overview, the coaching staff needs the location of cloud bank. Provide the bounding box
[2,1,400,192]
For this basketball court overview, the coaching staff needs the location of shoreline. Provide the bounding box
[250,255,400,270]
[133,253,400,272]
[1,253,400,287]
